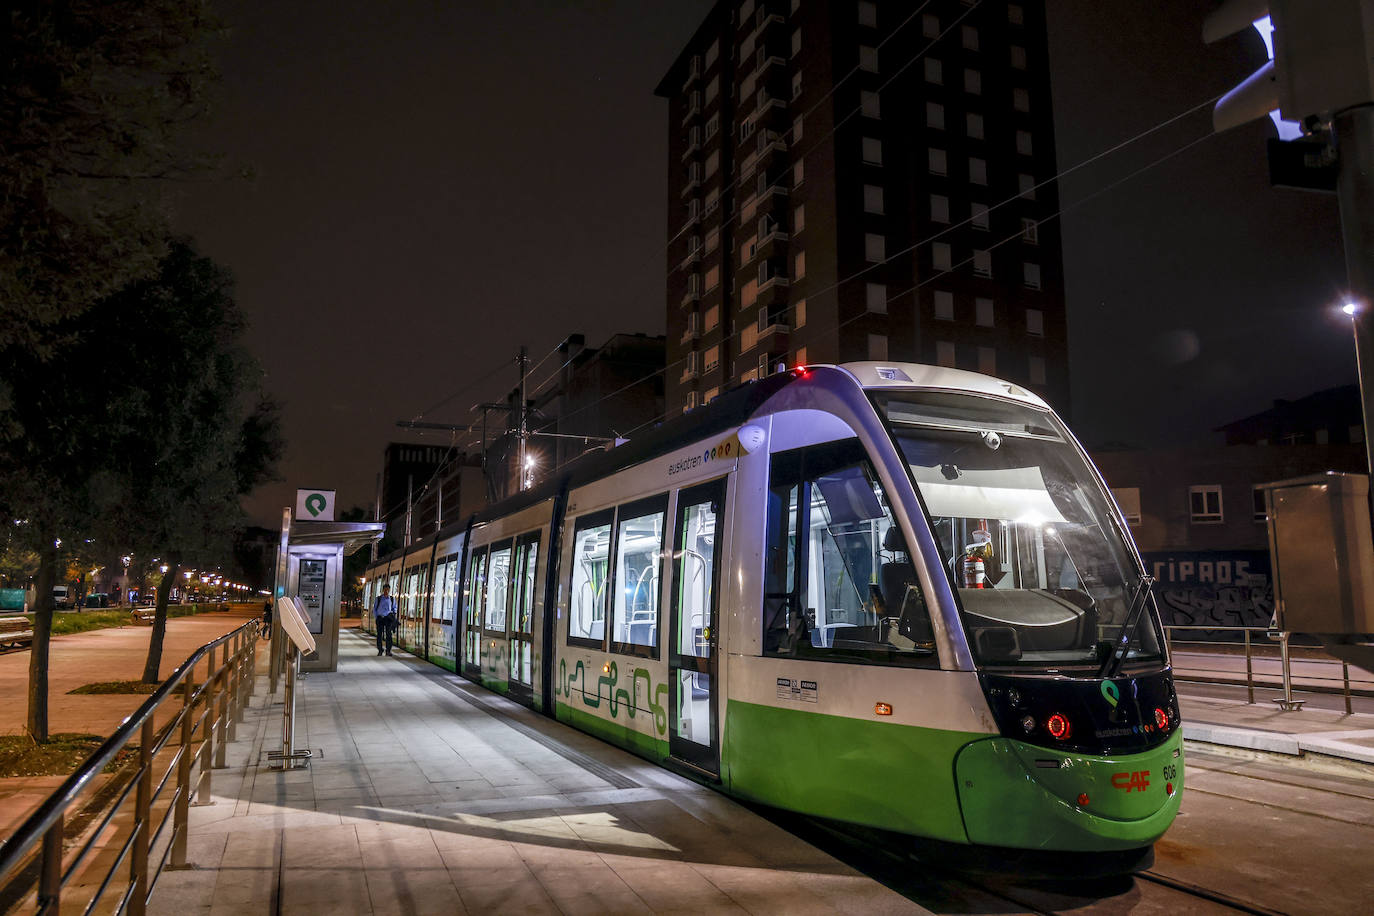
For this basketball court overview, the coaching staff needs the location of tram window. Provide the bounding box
[764,438,937,666]
[466,548,488,631]
[436,555,459,624]
[675,488,720,661]
[611,497,667,656]
[485,541,512,635]
[569,511,613,647]
[511,535,539,638]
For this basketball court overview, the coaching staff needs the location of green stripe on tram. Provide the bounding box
[722,699,980,843]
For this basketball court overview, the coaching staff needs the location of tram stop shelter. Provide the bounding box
[271,514,385,678]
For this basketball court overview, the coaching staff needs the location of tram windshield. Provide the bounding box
[875,392,1163,671]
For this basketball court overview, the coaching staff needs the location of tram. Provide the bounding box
[364,362,1182,858]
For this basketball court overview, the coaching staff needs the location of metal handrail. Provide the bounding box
[1164,624,1360,712]
[0,619,258,915]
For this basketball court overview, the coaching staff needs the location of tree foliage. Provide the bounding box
[0,240,283,732]
[0,0,221,356]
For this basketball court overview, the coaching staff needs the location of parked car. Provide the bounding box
[84,593,111,609]
[52,586,71,609]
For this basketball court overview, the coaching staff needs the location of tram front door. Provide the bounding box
[668,478,725,775]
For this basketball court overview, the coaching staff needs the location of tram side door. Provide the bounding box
[668,478,725,775]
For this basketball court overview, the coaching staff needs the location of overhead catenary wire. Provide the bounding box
[533,89,1229,443]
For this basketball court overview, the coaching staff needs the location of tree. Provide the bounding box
[0,240,282,737]
[0,0,222,356]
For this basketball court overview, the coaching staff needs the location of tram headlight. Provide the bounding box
[1045,713,1071,740]
[1019,714,1036,734]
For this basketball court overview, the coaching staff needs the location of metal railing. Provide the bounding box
[1164,625,1358,714]
[0,621,259,915]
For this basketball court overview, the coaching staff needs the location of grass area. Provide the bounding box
[0,733,137,777]
[68,680,159,695]
[22,603,213,637]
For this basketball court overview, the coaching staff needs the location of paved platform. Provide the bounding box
[150,632,930,915]
[1180,692,1374,766]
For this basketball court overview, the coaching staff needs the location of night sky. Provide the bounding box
[171,1,1351,528]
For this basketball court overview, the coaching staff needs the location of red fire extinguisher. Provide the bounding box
[962,551,986,588]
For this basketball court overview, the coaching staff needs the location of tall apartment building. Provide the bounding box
[656,0,1069,415]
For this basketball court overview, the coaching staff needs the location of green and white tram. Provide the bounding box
[364,362,1182,860]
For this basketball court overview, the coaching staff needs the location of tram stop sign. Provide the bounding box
[294,488,336,521]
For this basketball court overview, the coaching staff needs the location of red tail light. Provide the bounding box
[1046,713,1071,740]
[1154,707,1169,730]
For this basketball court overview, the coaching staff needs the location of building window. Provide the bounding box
[1113,488,1142,525]
[1011,45,1027,69]
[859,45,878,73]
[795,344,808,364]
[684,391,697,412]
[704,345,719,372]
[793,114,804,143]
[792,72,802,100]
[1013,88,1030,112]
[932,242,952,271]
[861,89,881,118]
[1190,485,1223,524]
[922,13,940,38]
[1009,4,1024,25]
[971,202,989,230]
[1023,262,1041,289]
[705,227,719,253]
[866,282,887,314]
[975,296,993,327]
[964,69,981,95]
[865,233,886,262]
[973,249,991,277]
[742,1,755,21]
[705,264,720,291]
[930,194,949,223]
[962,25,979,51]
[705,113,719,138]
[793,203,805,233]
[704,150,720,179]
[969,157,987,185]
[929,148,947,175]
[869,333,888,361]
[704,304,719,330]
[1021,217,1038,244]
[794,250,806,280]
[863,137,883,165]
[1253,486,1267,522]
[704,386,720,404]
[705,39,719,68]
[1016,130,1033,156]
[926,101,944,129]
[858,1,877,27]
[1018,173,1035,198]
[978,346,996,374]
[793,159,805,187]
[1026,308,1043,337]
[791,28,802,57]
[966,112,984,139]
[705,75,719,103]
[794,298,806,328]
[934,290,954,321]
[925,57,942,84]
[863,183,884,214]
[1028,354,1046,386]
[936,340,956,367]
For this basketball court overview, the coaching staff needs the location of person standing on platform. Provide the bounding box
[373,584,398,656]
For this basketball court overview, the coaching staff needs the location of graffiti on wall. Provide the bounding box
[1143,551,1274,630]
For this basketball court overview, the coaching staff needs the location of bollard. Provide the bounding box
[130,718,155,916]
[1244,630,1255,705]
[1274,631,1305,711]
[170,678,195,866]
[1344,661,1353,715]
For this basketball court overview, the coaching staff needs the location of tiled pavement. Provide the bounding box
[149,632,929,915]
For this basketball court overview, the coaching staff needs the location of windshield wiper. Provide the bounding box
[1096,574,1156,679]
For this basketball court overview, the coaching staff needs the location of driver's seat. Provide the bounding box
[880,527,933,643]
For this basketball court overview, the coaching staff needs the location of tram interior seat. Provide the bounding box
[959,588,1088,653]
[879,527,934,644]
